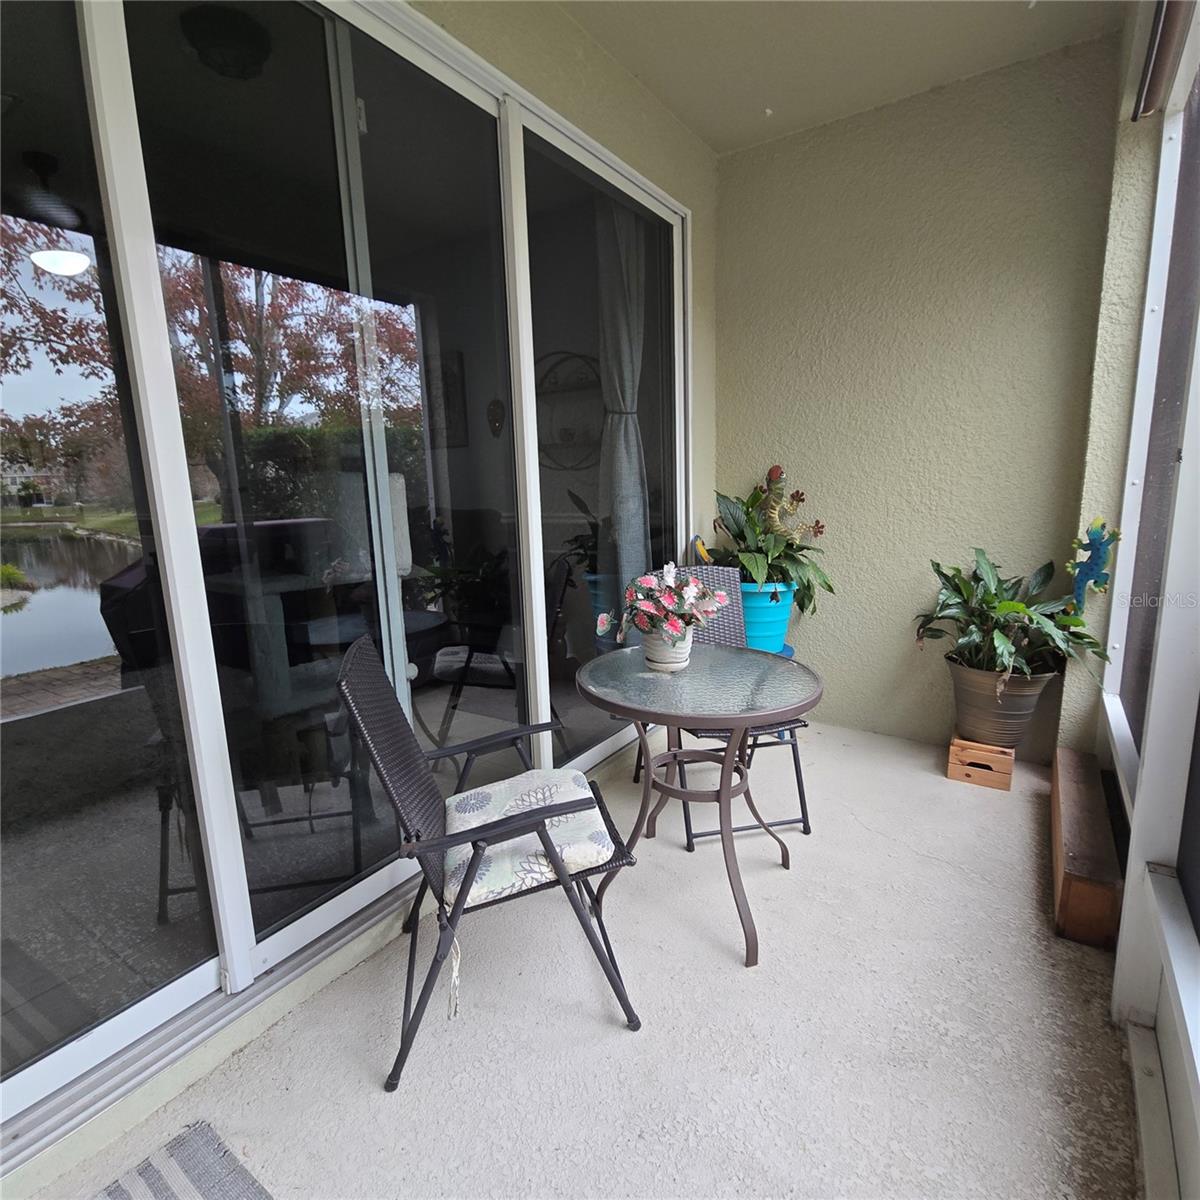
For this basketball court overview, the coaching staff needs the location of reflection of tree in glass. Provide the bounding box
[1,216,127,506]
[157,248,424,430]
[1,215,428,520]
[159,249,428,524]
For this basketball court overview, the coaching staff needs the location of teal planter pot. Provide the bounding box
[740,581,795,652]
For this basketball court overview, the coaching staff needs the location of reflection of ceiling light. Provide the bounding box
[30,249,91,277]
[180,5,272,80]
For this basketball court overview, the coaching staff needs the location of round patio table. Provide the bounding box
[576,644,823,967]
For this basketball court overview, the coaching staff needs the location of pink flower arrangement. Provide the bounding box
[596,562,729,646]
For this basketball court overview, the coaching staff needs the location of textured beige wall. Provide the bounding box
[716,38,1120,753]
[412,0,719,526]
[1059,16,1160,756]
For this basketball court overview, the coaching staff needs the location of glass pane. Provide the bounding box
[1,0,218,1076]
[348,27,529,781]
[124,1,525,939]
[523,132,677,763]
[124,0,408,940]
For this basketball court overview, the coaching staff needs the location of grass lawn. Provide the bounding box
[0,501,223,542]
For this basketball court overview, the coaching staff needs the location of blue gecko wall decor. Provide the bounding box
[1065,518,1119,613]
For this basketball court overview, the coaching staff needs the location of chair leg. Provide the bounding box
[790,730,812,835]
[549,702,572,759]
[678,759,696,852]
[579,877,623,984]
[157,787,173,925]
[514,740,533,771]
[401,877,428,935]
[387,910,451,1092]
[386,853,482,1092]
[536,829,640,1031]
[632,741,643,784]
[435,649,472,748]
[403,878,427,1027]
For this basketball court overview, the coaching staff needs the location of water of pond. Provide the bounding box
[0,530,138,677]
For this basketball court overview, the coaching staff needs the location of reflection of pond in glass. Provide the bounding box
[0,531,138,677]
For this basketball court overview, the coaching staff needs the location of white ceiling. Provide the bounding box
[561,1,1123,154]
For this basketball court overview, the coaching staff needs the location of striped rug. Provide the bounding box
[93,1123,271,1200]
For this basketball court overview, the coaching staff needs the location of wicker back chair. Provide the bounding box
[339,638,450,900]
[632,560,816,850]
[690,564,745,647]
[337,637,640,1091]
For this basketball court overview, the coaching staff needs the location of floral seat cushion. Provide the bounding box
[443,768,615,908]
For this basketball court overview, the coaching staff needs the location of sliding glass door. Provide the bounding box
[1,0,218,1077]
[523,132,678,763]
[0,0,685,1120]
[121,0,528,941]
[346,24,530,782]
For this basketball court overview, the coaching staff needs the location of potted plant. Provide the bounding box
[558,489,616,629]
[701,464,833,653]
[596,563,729,672]
[914,544,1109,747]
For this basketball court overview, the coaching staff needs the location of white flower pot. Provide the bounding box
[643,625,693,673]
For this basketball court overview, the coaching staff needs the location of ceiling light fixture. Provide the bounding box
[30,249,92,277]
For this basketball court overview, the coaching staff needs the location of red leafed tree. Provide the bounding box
[2,212,424,511]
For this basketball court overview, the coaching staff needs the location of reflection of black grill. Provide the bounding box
[99,518,349,679]
[195,517,335,578]
[98,517,374,793]
[99,557,162,678]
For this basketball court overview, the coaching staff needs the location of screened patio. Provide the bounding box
[1,1,1198,1198]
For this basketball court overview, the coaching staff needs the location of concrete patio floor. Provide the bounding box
[30,723,1136,1200]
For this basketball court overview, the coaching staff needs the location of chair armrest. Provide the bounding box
[399,796,594,857]
[425,719,562,763]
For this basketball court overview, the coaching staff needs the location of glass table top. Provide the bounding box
[576,645,822,727]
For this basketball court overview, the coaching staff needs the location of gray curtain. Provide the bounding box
[596,196,651,595]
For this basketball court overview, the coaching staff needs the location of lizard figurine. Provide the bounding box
[1065,517,1119,614]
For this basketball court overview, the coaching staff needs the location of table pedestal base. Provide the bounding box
[601,722,789,968]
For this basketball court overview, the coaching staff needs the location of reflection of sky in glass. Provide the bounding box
[1,223,112,419]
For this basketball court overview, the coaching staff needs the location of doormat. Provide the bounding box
[92,1121,272,1200]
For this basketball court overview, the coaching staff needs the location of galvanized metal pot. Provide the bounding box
[946,657,1055,748]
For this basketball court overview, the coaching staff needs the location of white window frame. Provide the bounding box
[1100,102,1186,819]
[1105,20,1200,1195]
[1,0,693,1132]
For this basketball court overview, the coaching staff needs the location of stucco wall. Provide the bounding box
[715,38,1120,753]
[1059,16,1160,755]
[411,0,719,531]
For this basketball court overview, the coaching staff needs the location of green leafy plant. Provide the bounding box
[406,546,509,623]
[0,563,34,591]
[556,490,607,574]
[703,465,833,616]
[915,548,1108,682]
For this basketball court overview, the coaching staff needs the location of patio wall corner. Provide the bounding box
[714,34,1124,757]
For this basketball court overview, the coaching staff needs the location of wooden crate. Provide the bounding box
[946,735,1015,791]
[1051,748,1122,949]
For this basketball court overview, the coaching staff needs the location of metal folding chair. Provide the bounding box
[337,637,640,1092]
[426,559,574,757]
[631,564,814,850]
